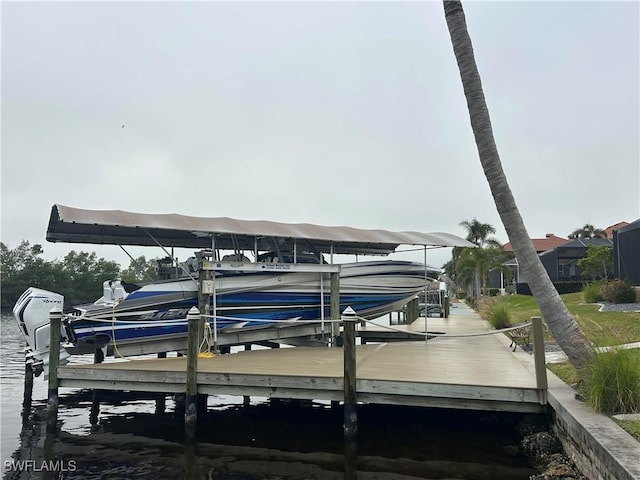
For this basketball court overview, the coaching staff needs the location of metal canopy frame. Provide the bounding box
[45,204,475,256]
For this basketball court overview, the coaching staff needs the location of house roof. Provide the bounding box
[617,219,640,234]
[540,238,614,263]
[502,233,569,253]
[504,237,613,267]
[45,204,475,256]
[604,221,629,238]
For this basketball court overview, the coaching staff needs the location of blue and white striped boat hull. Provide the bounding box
[15,260,437,360]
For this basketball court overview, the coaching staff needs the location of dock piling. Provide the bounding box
[22,361,34,426]
[155,352,167,414]
[407,297,419,323]
[342,306,358,478]
[531,316,548,403]
[342,306,357,439]
[243,344,252,406]
[89,347,105,426]
[185,307,202,443]
[46,307,62,434]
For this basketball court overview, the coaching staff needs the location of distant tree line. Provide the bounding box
[0,241,159,311]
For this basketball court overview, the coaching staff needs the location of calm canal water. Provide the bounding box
[1,313,538,479]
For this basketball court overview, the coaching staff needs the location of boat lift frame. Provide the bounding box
[199,257,342,352]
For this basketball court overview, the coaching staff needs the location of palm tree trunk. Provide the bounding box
[443,0,594,371]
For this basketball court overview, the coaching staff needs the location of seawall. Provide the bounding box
[547,370,640,480]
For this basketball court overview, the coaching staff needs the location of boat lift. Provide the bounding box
[198,252,342,352]
[41,204,475,356]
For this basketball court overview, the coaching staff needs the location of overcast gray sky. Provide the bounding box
[2,1,638,269]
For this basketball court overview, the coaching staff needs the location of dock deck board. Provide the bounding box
[57,303,546,412]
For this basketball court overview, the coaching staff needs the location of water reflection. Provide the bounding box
[5,397,540,480]
[344,436,357,480]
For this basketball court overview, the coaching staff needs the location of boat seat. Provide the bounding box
[222,254,251,263]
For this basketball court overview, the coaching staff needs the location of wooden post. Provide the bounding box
[184,441,197,480]
[344,434,357,480]
[89,347,105,426]
[330,271,340,346]
[46,307,62,434]
[22,361,34,426]
[342,306,357,439]
[156,352,167,414]
[185,306,201,443]
[342,306,358,479]
[407,298,418,323]
[43,432,57,480]
[531,316,548,403]
[243,344,251,406]
[196,261,212,417]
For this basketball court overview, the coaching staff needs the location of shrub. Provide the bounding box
[583,282,604,303]
[601,280,637,304]
[553,281,584,295]
[488,302,512,329]
[585,348,640,414]
[475,296,496,318]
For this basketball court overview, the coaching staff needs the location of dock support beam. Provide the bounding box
[531,316,548,403]
[198,268,209,352]
[330,272,340,346]
[185,307,202,443]
[46,307,62,434]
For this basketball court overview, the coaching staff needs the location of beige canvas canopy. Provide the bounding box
[46,204,475,256]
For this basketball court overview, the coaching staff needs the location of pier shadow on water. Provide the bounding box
[5,392,539,480]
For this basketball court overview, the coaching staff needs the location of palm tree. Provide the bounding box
[568,224,606,239]
[459,218,498,247]
[443,0,594,371]
[453,248,479,298]
[457,219,502,298]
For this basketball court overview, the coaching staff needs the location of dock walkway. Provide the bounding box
[57,303,546,413]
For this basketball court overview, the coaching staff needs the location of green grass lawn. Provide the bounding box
[498,292,640,347]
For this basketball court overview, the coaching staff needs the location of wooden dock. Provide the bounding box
[55,303,547,413]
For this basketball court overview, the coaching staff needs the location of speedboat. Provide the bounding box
[13,255,436,374]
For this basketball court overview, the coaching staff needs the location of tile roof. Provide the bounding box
[502,234,569,253]
[604,221,629,239]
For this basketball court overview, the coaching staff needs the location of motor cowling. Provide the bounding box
[12,287,71,375]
